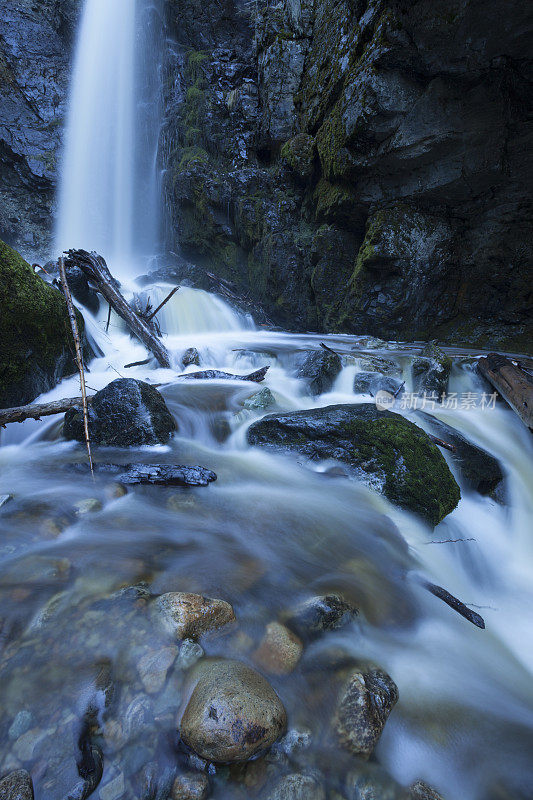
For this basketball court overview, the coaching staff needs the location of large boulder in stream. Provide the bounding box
[179,659,287,763]
[0,239,88,408]
[247,404,460,525]
[64,378,176,447]
[418,413,504,496]
[297,349,342,395]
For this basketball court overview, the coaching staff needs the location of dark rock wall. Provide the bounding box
[0,0,531,348]
[0,0,80,261]
[165,0,533,349]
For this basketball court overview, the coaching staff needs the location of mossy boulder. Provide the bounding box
[247,404,460,525]
[297,349,342,395]
[0,239,86,408]
[280,133,316,183]
[412,342,452,397]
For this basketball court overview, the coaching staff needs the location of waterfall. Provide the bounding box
[56,0,163,276]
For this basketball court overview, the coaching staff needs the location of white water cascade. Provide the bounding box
[56,0,163,275]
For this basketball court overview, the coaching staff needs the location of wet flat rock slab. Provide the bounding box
[71,463,217,487]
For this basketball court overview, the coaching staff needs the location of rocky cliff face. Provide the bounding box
[0,0,80,261]
[0,0,531,348]
[165,0,533,349]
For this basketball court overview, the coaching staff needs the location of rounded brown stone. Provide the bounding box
[179,659,287,763]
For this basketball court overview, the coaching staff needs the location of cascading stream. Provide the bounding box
[0,0,532,798]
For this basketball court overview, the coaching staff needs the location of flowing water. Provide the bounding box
[2,0,532,797]
[55,0,164,274]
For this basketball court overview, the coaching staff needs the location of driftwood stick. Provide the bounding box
[478,352,533,429]
[423,580,485,629]
[147,286,180,320]
[58,257,94,475]
[124,358,152,369]
[64,250,171,368]
[106,303,112,333]
[0,397,88,426]
[428,434,456,452]
[320,341,340,356]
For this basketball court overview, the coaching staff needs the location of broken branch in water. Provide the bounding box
[422,580,485,629]
[124,358,152,369]
[320,341,340,356]
[58,257,94,475]
[147,286,180,320]
[428,434,456,452]
[0,397,89,427]
[64,249,171,368]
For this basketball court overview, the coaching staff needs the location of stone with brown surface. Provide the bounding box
[153,593,235,640]
[253,622,303,675]
[179,659,287,763]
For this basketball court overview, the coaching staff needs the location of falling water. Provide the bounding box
[56,0,164,274]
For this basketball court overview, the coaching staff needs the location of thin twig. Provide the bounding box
[106,303,112,332]
[147,286,180,320]
[425,538,476,544]
[58,257,93,475]
[124,358,152,369]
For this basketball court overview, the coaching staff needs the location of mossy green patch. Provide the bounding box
[248,404,460,525]
[0,239,84,407]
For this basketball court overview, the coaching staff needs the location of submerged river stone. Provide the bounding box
[247,404,460,525]
[64,378,176,447]
[179,659,287,763]
[334,665,399,759]
[0,770,34,800]
[154,592,236,640]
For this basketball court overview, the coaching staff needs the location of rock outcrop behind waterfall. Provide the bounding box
[0,0,80,260]
[164,0,533,351]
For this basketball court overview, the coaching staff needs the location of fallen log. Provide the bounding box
[0,397,88,427]
[477,352,533,429]
[64,249,171,368]
[428,434,456,453]
[180,366,269,382]
[423,580,485,629]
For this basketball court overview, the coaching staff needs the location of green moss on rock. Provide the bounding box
[0,239,85,407]
[248,404,460,525]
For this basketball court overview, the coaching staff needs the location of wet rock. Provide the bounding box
[8,712,34,742]
[73,498,102,516]
[412,343,452,398]
[0,770,34,800]
[64,379,176,447]
[282,594,357,641]
[345,762,407,800]
[153,593,236,640]
[297,350,342,395]
[243,387,275,411]
[138,762,178,800]
[417,413,504,496]
[281,134,316,183]
[357,356,401,376]
[177,640,205,671]
[179,659,287,763]
[111,464,217,487]
[138,646,179,694]
[0,240,89,407]
[253,622,303,675]
[333,665,398,759]
[409,781,444,800]
[353,373,404,397]
[248,404,460,525]
[265,773,325,800]
[182,348,201,368]
[171,773,209,800]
